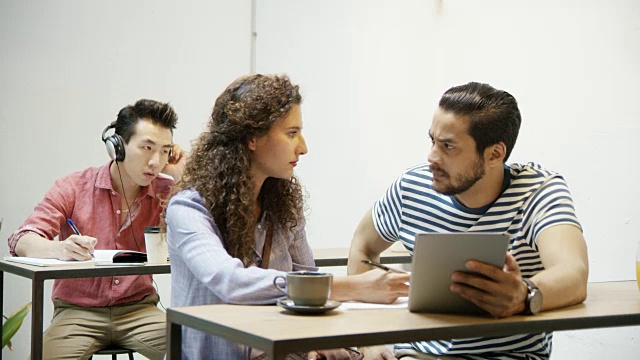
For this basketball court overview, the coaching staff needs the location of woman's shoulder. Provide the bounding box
[169,188,205,206]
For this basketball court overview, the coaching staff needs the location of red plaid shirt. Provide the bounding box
[8,161,173,306]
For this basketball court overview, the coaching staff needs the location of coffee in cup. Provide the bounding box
[144,226,169,263]
[273,271,333,306]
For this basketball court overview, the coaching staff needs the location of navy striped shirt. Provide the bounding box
[373,162,582,359]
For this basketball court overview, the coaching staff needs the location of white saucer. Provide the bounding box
[277,299,341,314]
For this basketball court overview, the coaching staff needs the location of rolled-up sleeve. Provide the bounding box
[8,178,74,256]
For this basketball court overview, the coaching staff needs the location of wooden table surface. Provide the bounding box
[167,281,640,359]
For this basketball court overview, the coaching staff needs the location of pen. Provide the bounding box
[67,219,94,258]
[67,219,81,236]
[361,259,408,273]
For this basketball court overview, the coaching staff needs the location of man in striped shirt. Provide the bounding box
[347,82,588,359]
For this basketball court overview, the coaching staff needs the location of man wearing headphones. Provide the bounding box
[7,99,186,360]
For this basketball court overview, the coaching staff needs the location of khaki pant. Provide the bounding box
[41,294,166,360]
[395,348,464,360]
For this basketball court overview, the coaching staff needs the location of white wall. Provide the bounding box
[0,1,251,358]
[255,0,640,358]
[2,0,639,359]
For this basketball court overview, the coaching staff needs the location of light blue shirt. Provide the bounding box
[166,188,316,360]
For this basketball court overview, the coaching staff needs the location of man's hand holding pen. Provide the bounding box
[61,219,97,261]
[57,235,97,261]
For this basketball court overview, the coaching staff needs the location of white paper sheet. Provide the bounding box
[339,297,409,310]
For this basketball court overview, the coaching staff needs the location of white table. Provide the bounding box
[0,260,170,360]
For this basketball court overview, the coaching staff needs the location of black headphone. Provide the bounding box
[102,122,125,162]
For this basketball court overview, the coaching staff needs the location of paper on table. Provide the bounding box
[3,256,94,267]
[93,250,122,262]
[339,297,409,310]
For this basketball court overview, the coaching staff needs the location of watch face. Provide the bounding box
[529,290,543,314]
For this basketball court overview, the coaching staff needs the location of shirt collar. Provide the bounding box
[449,166,512,214]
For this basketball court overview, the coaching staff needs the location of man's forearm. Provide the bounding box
[532,263,588,312]
[14,233,61,258]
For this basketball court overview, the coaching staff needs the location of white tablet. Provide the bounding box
[408,233,510,314]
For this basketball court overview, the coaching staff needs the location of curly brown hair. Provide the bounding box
[169,74,304,266]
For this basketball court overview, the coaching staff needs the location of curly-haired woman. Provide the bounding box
[165,74,410,359]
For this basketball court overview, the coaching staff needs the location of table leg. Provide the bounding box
[31,279,44,360]
[167,321,182,359]
[271,346,288,360]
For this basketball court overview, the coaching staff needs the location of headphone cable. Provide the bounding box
[115,161,167,309]
[152,278,167,311]
[115,161,141,252]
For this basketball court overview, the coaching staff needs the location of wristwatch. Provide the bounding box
[523,278,543,315]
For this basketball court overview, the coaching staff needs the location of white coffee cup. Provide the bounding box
[144,226,168,263]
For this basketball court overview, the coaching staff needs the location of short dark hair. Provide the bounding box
[114,99,178,143]
[439,82,521,161]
